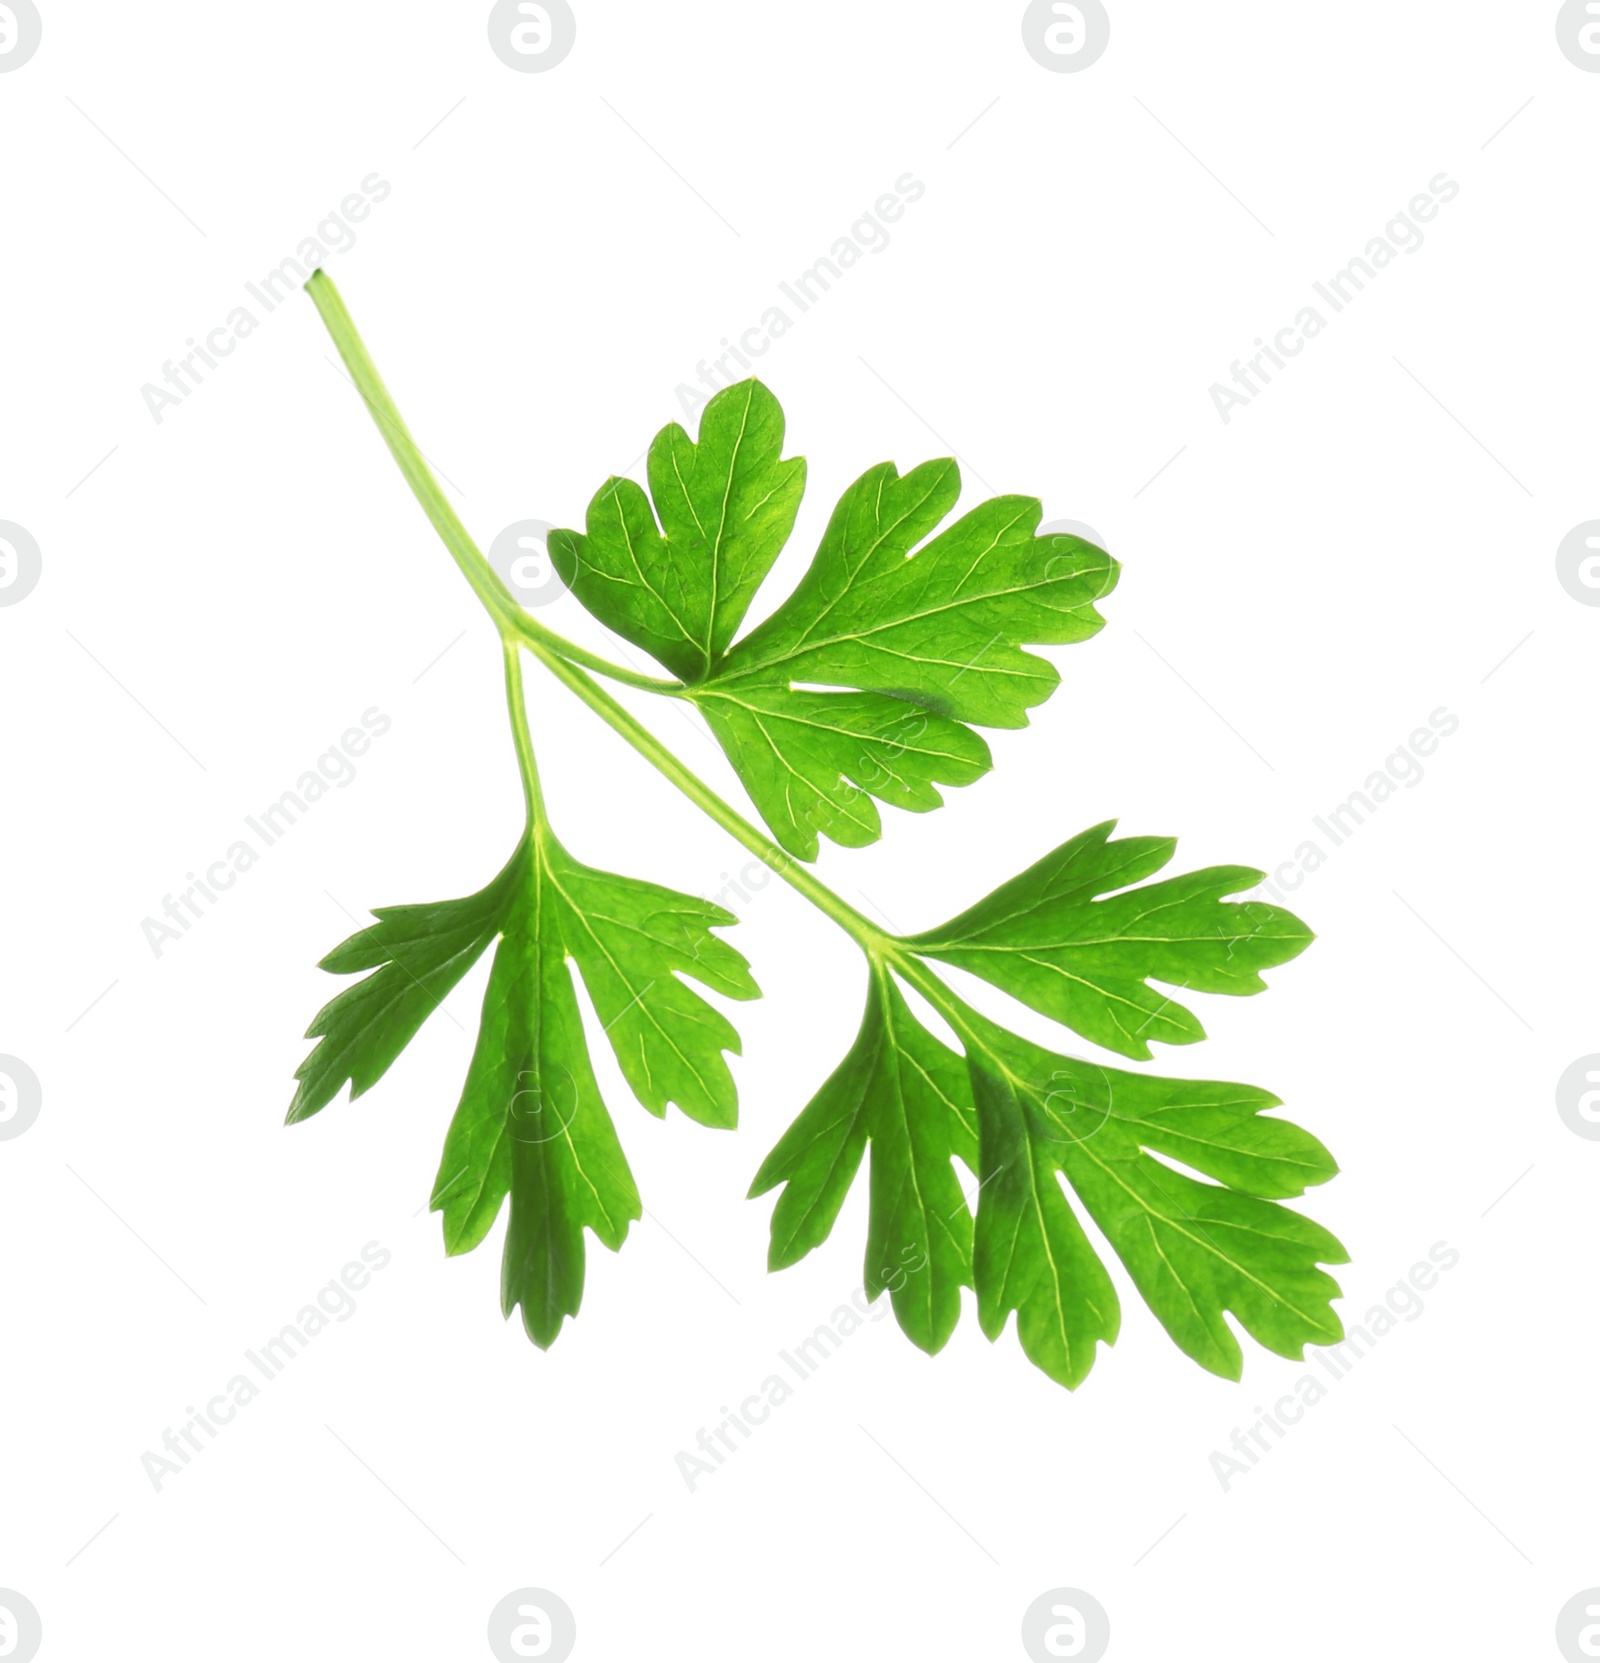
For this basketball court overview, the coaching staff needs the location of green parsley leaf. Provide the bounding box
[549,379,805,683]
[430,888,640,1348]
[694,687,991,858]
[751,976,1343,1388]
[550,387,1117,859]
[965,1033,1121,1390]
[910,820,1314,1060]
[709,462,1110,728]
[291,835,756,1345]
[287,862,518,1125]
[747,965,977,1354]
[964,1014,1344,1382]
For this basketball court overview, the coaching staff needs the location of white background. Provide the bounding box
[1,3,1595,1658]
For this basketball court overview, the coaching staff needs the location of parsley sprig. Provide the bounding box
[293,270,1345,1385]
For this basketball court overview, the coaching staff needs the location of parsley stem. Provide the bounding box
[304,268,678,698]
[881,949,988,1046]
[305,267,903,963]
[502,640,547,830]
[517,630,896,955]
[511,620,682,696]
